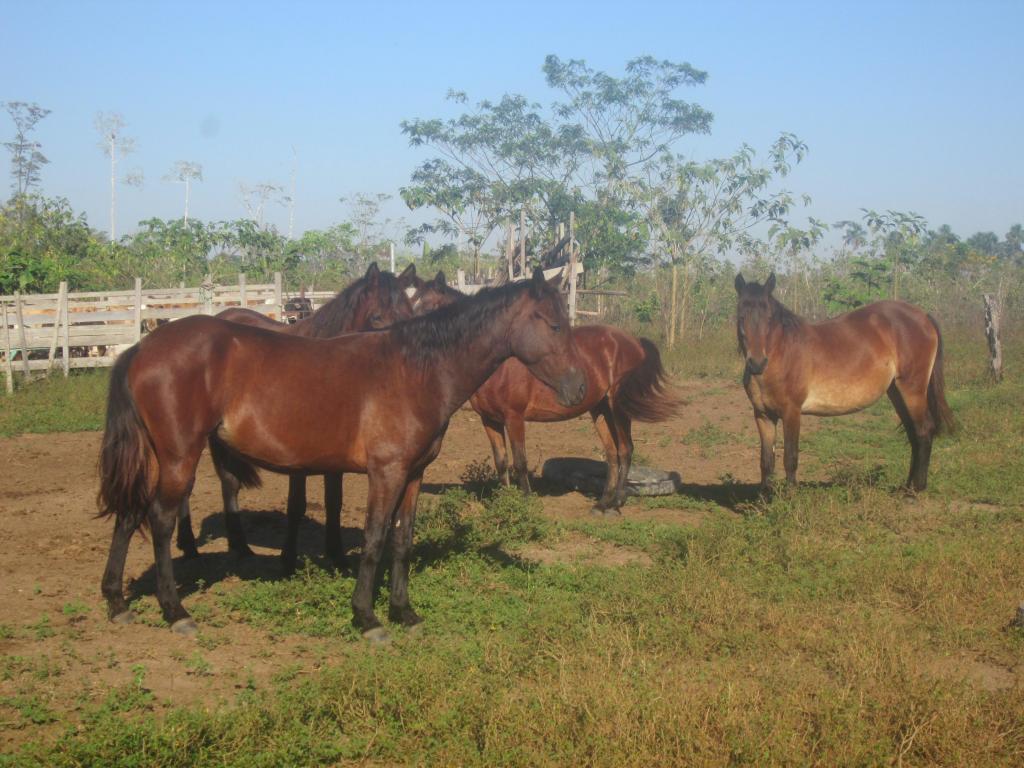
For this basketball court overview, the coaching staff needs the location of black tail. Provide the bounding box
[208,434,262,489]
[927,315,956,435]
[615,338,680,423]
[97,345,153,530]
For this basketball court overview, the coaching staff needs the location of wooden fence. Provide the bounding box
[2,273,285,393]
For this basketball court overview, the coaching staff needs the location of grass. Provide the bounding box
[2,326,1023,765]
[0,369,108,436]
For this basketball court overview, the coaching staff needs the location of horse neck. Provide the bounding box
[398,291,522,414]
[294,293,363,338]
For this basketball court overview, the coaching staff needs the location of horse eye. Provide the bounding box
[550,324,561,333]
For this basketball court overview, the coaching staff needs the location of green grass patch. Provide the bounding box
[0,369,108,436]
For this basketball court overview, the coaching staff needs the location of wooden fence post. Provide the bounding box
[274,272,283,319]
[519,209,527,278]
[14,292,30,379]
[239,273,247,309]
[984,293,1003,382]
[456,269,467,292]
[2,301,13,394]
[134,278,143,342]
[61,289,69,377]
[47,282,67,370]
[505,220,514,280]
[567,212,578,326]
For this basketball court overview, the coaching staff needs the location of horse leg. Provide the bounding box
[148,497,197,635]
[220,470,253,557]
[754,411,778,490]
[781,408,801,485]
[352,465,407,638]
[175,495,200,559]
[209,440,253,556]
[481,416,510,486]
[281,474,307,576]
[388,473,424,627]
[590,401,621,513]
[101,513,140,623]
[889,378,934,491]
[323,473,345,567]
[610,407,634,510]
[507,415,531,493]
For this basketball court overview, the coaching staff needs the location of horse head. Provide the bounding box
[734,272,777,375]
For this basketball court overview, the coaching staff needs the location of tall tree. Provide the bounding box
[163,160,203,224]
[238,181,282,226]
[95,112,141,241]
[2,101,51,197]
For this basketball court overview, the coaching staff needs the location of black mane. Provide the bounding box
[304,271,405,337]
[392,280,540,366]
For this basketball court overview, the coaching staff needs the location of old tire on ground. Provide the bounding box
[541,457,681,498]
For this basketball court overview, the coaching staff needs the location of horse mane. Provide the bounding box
[304,271,404,337]
[736,290,804,355]
[391,280,531,365]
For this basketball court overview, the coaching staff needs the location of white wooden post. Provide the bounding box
[984,293,1003,382]
[239,273,247,309]
[519,209,527,277]
[505,220,514,280]
[133,278,143,343]
[273,272,283,319]
[61,289,69,377]
[456,269,467,292]
[389,242,395,273]
[2,302,13,394]
[14,292,30,378]
[568,211,578,326]
[47,282,67,369]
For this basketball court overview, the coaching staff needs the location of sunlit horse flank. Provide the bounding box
[734,273,955,492]
[97,267,586,641]
[173,262,418,568]
[409,271,678,514]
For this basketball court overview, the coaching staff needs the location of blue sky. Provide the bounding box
[2,0,1022,246]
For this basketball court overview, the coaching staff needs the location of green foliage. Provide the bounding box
[0,369,108,436]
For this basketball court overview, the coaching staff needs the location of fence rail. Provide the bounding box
[2,273,285,393]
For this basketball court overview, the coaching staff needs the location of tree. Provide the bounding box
[861,208,927,300]
[401,55,715,277]
[238,181,283,226]
[3,101,51,198]
[164,161,203,224]
[639,134,810,345]
[95,112,142,241]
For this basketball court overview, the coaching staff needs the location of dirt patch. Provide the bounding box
[927,651,1019,692]
[517,532,652,567]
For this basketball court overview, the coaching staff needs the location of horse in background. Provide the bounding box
[735,273,955,491]
[174,262,417,566]
[98,267,586,639]
[410,271,678,514]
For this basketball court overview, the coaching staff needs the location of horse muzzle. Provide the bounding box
[746,356,768,375]
[556,368,587,407]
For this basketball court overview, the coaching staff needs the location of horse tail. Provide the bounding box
[97,345,154,529]
[927,315,956,435]
[615,338,680,423]
[208,434,263,489]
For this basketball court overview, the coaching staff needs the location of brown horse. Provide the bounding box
[410,272,677,514]
[735,273,955,491]
[174,262,417,566]
[98,268,586,640]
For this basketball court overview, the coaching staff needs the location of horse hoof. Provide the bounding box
[180,548,201,560]
[231,544,255,558]
[171,618,198,637]
[362,627,391,645]
[590,505,609,517]
[602,508,622,518]
[110,610,136,625]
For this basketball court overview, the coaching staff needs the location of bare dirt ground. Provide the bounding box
[3,378,1012,747]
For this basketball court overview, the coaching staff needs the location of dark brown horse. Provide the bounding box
[410,272,677,514]
[173,262,417,565]
[98,268,586,640]
[735,273,955,491]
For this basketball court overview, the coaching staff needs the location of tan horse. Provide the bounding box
[735,273,954,491]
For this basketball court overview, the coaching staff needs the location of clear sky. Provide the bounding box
[2,0,1022,244]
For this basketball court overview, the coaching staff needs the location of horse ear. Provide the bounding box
[398,262,416,283]
[734,273,746,293]
[433,271,447,287]
[530,266,546,297]
[765,272,776,293]
[364,262,380,287]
